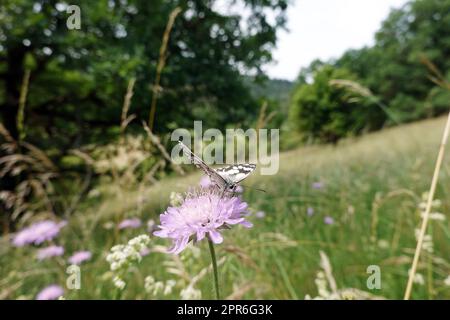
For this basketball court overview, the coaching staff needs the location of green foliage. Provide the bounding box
[289,65,372,143]
[245,77,294,129]
[291,0,450,143]
[1,117,449,299]
[0,0,288,151]
[337,0,450,124]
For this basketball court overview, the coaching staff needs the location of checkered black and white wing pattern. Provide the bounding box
[177,140,228,189]
[215,164,257,185]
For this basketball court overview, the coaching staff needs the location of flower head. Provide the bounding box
[255,211,265,219]
[140,247,151,257]
[307,207,315,217]
[312,182,324,190]
[444,275,450,287]
[154,188,252,254]
[68,250,92,265]
[106,234,150,271]
[36,285,64,300]
[37,245,64,260]
[12,220,67,247]
[118,218,142,230]
[324,216,335,225]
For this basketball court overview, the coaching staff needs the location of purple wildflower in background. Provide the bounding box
[324,216,335,225]
[312,182,324,190]
[154,189,252,254]
[36,285,64,300]
[307,207,315,216]
[68,251,92,265]
[37,245,64,260]
[118,218,142,230]
[255,211,265,219]
[140,247,151,257]
[12,220,67,247]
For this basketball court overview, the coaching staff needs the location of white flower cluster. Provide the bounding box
[415,228,433,253]
[419,193,446,221]
[144,276,176,297]
[180,286,202,300]
[113,276,126,290]
[408,268,425,285]
[444,275,450,287]
[305,251,386,300]
[106,234,150,289]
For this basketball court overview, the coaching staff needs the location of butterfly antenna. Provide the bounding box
[241,184,266,193]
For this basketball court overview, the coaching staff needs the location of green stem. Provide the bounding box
[208,239,220,299]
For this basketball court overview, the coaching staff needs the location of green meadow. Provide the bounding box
[1,116,449,300]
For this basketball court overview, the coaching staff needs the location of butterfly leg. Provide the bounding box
[219,188,227,199]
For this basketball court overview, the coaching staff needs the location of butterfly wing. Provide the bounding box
[178,140,228,189]
[215,164,257,184]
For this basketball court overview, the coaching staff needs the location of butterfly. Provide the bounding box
[177,140,257,193]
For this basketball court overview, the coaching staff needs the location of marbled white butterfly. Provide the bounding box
[178,140,256,192]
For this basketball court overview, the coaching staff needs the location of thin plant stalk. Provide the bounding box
[120,78,136,137]
[208,239,221,299]
[17,69,31,143]
[148,7,182,131]
[404,110,450,300]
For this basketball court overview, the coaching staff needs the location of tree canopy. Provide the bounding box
[0,0,288,153]
[289,0,450,143]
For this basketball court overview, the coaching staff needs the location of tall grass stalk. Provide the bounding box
[329,79,400,125]
[17,69,31,143]
[120,78,136,137]
[404,111,450,300]
[148,7,182,131]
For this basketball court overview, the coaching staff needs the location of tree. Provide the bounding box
[337,0,450,124]
[289,65,372,144]
[0,0,288,149]
[0,0,288,227]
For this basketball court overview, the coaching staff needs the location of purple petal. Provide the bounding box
[36,285,64,300]
[209,230,223,244]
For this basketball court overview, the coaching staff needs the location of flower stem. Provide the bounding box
[208,239,220,299]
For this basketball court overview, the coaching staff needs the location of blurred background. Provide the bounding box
[1,0,449,300]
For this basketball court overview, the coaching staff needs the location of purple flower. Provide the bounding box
[307,207,315,217]
[255,211,265,219]
[140,248,151,257]
[68,251,92,265]
[36,285,64,300]
[12,220,67,247]
[154,189,252,254]
[118,218,142,230]
[37,245,64,260]
[312,182,324,190]
[324,216,335,225]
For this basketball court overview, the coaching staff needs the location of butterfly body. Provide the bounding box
[178,140,256,192]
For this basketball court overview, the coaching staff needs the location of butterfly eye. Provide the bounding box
[229,185,235,190]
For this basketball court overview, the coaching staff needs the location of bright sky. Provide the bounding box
[265,0,410,80]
